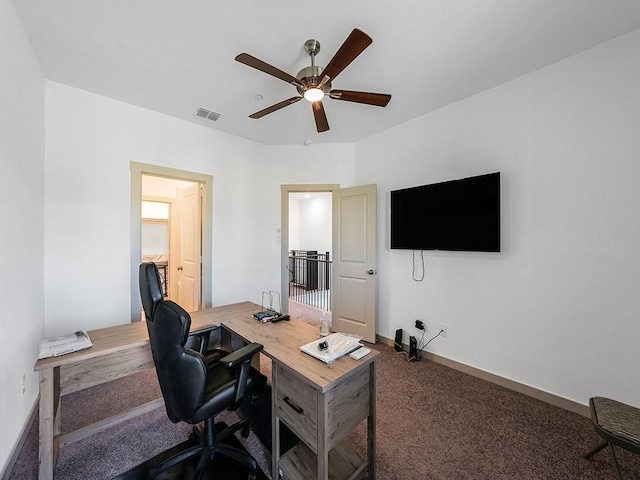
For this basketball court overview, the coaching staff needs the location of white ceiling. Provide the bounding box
[13,0,640,146]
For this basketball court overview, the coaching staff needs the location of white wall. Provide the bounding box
[0,0,45,473]
[299,195,332,254]
[235,144,353,303]
[142,176,196,199]
[289,194,332,254]
[44,81,354,335]
[289,199,301,250]
[355,29,640,407]
[141,223,168,255]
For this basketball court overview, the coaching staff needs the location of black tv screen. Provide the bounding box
[390,172,500,252]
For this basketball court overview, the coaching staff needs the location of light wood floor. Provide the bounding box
[287,300,324,327]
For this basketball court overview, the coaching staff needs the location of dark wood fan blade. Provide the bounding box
[329,90,391,107]
[312,101,330,132]
[322,29,372,83]
[235,53,303,87]
[249,96,302,119]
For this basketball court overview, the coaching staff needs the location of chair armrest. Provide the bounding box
[187,324,220,354]
[220,342,264,409]
[220,342,263,368]
[191,324,220,335]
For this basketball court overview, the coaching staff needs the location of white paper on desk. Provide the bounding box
[300,332,362,364]
[38,331,93,359]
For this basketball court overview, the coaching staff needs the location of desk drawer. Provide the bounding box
[276,364,318,451]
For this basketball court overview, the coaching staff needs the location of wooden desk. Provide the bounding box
[195,307,378,480]
[34,301,378,480]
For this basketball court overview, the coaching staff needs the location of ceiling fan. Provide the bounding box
[235,28,391,133]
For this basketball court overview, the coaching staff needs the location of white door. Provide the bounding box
[331,184,377,343]
[177,183,202,312]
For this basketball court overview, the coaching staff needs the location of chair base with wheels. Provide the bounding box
[582,396,640,480]
[149,417,257,480]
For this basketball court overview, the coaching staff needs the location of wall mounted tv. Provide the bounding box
[390,172,500,252]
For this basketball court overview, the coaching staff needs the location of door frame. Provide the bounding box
[280,184,339,315]
[131,162,213,323]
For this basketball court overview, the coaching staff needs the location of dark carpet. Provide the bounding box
[8,370,271,480]
[8,344,640,479]
[112,423,267,480]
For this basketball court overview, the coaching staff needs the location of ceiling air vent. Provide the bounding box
[196,107,222,121]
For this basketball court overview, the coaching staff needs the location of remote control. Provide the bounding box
[349,347,371,360]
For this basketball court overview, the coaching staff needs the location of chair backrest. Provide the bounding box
[147,299,208,423]
[139,262,164,321]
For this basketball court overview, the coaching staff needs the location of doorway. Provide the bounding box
[141,199,171,298]
[280,184,340,325]
[141,175,200,309]
[288,191,332,325]
[281,183,379,343]
[130,162,213,322]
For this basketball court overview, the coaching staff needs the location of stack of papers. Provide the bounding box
[300,332,362,364]
[38,331,93,359]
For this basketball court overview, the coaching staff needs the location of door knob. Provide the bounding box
[177,266,183,271]
[367,269,377,275]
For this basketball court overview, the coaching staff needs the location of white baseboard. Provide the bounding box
[377,335,589,418]
[1,397,38,480]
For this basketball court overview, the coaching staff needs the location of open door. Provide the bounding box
[331,184,377,343]
[176,183,202,312]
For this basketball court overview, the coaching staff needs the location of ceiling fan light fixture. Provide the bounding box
[235,28,391,133]
[304,87,324,102]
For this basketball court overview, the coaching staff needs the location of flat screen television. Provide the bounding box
[390,172,500,252]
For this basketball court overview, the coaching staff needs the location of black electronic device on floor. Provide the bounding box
[394,328,403,352]
[409,335,418,361]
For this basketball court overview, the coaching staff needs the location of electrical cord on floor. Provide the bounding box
[387,343,410,360]
[408,329,427,361]
[415,329,444,361]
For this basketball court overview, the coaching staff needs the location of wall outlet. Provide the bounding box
[439,323,448,337]
[21,373,26,395]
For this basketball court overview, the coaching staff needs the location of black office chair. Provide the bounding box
[139,262,227,365]
[146,297,267,480]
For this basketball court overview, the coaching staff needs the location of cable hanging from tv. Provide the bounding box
[412,249,425,282]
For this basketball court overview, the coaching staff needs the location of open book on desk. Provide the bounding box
[38,330,93,359]
[299,332,362,364]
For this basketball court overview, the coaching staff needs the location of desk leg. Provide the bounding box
[39,366,60,480]
[367,362,377,480]
[271,362,280,480]
[317,399,329,480]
